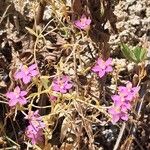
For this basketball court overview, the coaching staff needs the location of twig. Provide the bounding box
[35,0,46,26]
[5,136,20,148]
[113,122,126,150]
[0,4,11,25]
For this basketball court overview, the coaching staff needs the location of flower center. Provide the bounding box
[58,80,64,88]
[14,90,20,98]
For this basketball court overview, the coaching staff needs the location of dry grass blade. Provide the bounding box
[0,4,11,25]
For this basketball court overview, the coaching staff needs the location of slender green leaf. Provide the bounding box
[139,48,147,61]
[120,43,136,62]
[133,47,142,63]
[133,46,147,63]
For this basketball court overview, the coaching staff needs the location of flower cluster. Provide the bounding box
[6,63,39,107]
[74,14,91,30]
[6,86,27,107]
[108,82,140,124]
[52,75,72,94]
[25,110,45,144]
[92,58,113,78]
[14,64,39,84]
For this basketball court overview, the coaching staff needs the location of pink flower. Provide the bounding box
[112,95,131,110]
[25,110,45,128]
[108,106,128,124]
[109,95,130,124]
[118,82,140,101]
[14,64,39,84]
[6,86,27,107]
[26,124,43,144]
[108,82,140,124]
[52,75,72,93]
[74,14,91,30]
[92,58,113,78]
[25,110,45,144]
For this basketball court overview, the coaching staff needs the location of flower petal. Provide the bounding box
[14,86,21,94]
[121,113,128,121]
[23,76,31,84]
[108,107,118,115]
[98,70,105,78]
[64,83,72,89]
[105,66,113,72]
[30,70,39,77]
[28,64,37,70]
[92,66,100,72]
[6,92,15,99]
[59,88,67,93]
[86,18,91,25]
[105,58,112,66]
[19,97,27,105]
[52,84,60,92]
[111,114,120,124]
[14,71,25,79]
[97,58,104,66]
[20,91,27,97]
[8,99,18,107]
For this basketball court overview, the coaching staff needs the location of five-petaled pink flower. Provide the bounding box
[14,64,39,84]
[74,14,91,30]
[25,110,45,144]
[52,75,72,94]
[118,82,140,101]
[108,82,140,124]
[111,95,131,110]
[26,124,44,145]
[108,106,128,124]
[6,86,27,107]
[92,58,113,78]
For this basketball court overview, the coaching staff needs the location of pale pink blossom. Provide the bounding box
[25,110,45,144]
[14,64,39,84]
[111,95,131,110]
[108,106,128,124]
[6,86,27,107]
[74,14,91,30]
[108,82,140,124]
[92,58,113,78]
[118,82,140,101]
[52,75,72,93]
[26,124,43,144]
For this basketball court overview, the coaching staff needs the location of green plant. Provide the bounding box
[121,43,147,63]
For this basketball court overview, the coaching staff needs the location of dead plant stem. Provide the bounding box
[113,122,126,150]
